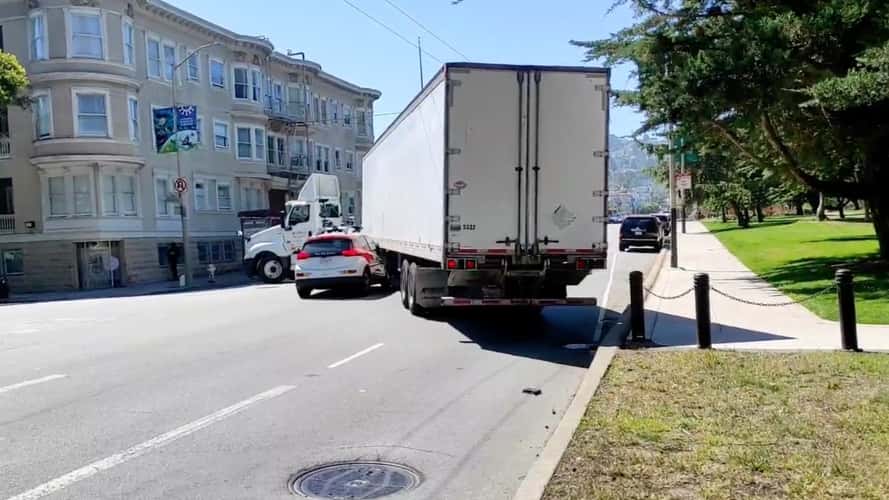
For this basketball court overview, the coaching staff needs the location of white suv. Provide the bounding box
[293,233,388,298]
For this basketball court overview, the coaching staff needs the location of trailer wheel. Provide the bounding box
[407,263,425,316]
[259,256,286,283]
[400,258,410,309]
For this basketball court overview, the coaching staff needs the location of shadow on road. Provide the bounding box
[424,305,618,368]
[305,286,397,302]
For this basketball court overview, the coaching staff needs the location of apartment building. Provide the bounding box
[0,0,380,292]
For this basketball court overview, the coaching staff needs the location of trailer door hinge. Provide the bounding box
[448,188,462,196]
[594,84,611,92]
[592,216,609,223]
[446,215,461,223]
[447,148,462,155]
[592,190,609,197]
[593,150,609,158]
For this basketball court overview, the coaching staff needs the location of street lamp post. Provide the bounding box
[171,41,220,287]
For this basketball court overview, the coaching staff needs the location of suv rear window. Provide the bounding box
[621,217,657,233]
[302,238,352,257]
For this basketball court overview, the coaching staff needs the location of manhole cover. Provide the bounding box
[290,461,422,499]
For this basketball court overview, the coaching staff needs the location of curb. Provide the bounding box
[512,249,668,500]
[1,279,253,305]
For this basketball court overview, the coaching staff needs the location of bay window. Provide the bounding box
[234,67,249,99]
[147,38,162,78]
[236,126,252,159]
[122,19,135,65]
[75,91,109,137]
[33,92,52,140]
[70,10,103,59]
[102,174,137,216]
[163,43,176,81]
[30,12,47,61]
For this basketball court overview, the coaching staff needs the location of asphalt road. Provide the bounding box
[0,225,656,500]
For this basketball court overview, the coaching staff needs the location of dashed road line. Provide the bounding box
[0,375,67,395]
[328,343,385,369]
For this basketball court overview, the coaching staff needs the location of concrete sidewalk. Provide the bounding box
[2,272,255,305]
[644,221,889,351]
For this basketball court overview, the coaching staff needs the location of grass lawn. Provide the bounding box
[543,351,889,500]
[702,217,887,324]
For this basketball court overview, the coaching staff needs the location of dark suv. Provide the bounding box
[619,215,664,252]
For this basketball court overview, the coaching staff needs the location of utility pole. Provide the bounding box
[417,36,424,89]
[669,123,678,268]
[171,41,220,287]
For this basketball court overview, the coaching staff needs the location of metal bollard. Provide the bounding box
[694,273,712,349]
[836,269,858,351]
[629,271,645,342]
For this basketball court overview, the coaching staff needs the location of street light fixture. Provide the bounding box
[171,41,221,287]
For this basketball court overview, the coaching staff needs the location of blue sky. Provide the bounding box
[169,0,644,137]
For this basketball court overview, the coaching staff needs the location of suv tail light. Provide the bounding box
[342,248,374,264]
[296,251,310,260]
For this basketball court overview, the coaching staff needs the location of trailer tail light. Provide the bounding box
[446,258,459,270]
[342,248,374,264]
[575,259,587,270]
[296,251,310,260]
[464,259,477,270]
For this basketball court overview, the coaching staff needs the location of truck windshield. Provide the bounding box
[320,203,340,218]
[288,205,310,225]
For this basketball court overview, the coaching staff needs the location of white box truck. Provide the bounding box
[363,63,610,314]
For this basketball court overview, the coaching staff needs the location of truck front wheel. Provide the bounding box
[259,256,286,283]
[407,263,425,316]
[400,258,410,309]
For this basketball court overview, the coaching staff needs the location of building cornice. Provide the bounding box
[31,154,146,169]
[29,72,142,90]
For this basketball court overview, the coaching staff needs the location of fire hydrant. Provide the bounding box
[207,263,217,283]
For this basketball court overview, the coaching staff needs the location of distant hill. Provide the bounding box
[608,135,667,214]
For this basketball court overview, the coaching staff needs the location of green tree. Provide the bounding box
[0,51,29,107]
[577,0,889,259]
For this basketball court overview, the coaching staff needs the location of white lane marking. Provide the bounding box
[328,343,385,369]
[8,329,40,335]
[0,374,67,395]
[593,248,620,343]
[6,385,296,500]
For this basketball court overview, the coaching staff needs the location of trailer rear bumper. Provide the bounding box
[440,297,597,307]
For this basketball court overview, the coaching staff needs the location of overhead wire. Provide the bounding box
[340,0,445,64]
[380,0,469,60]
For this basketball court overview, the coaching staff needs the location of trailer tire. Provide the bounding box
[407,263,425,316]
[259,256,286,283]
[400,258,410,309]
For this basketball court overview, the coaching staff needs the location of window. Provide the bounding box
[233,67,249,99]
[0,107,8,158]
[217,183,232,210]
[213,121,229,149]
[186,50,199,81]
[277,137,286,166]
[346,151,354,170]
[320,98,328,124]
[163,43,176,80]
[70,11,104,59]
[236,126,252,159]
[30,12,47,60]
[313,95,320,122]
[291,140,306,167]
[357,109,366,135]
[75,92,109,137]
[195,116,203,145]
[194,181,207,211]
[241,186,263,210]
[344,105,352,127]
[366,111,373,136]
[254,128,265,160]
[157,243,183,267]
[122,20,135,65]
[197,240,236,264]
[127,96,139,143]
[314,145,322,171]
[210,59,225,88]
[266,135,275,165]
[273,82,283,112]
[347,194,356,216]
[49,176,66,216]
[120,175,136,215]
[155,177,171,216]
[73,175,91,215]
[102,175,116,214]
[33,92,52,139]
[334,148,342,169]
[323,146,330,172]
[101,174,136,215]
[0,178,12,215]
[331,99,338,123]
[147,38,161,78]
[2,249,23,276]
[223,241,235,261]
[251,70,262,102]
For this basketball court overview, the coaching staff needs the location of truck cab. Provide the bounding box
[243,175,344,283]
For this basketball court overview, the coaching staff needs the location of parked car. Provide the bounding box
[652,213,671,235]
[619,215,665,252]
[608,214,624,224]
[293,233,388,298]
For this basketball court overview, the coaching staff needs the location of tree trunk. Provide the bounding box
[721,206,727,223]
[815,192,828,221]
[805,191,820,214]
[837,198,846,219]
[794,200,804,216]
[743,208,751,227]
[852,199,860,210]
[870,195,889,260]
[755,204,765,223]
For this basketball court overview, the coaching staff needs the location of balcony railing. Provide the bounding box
[0,136,10,159]
[265,102,308,124]
[0,214,14,234]
[267,156,309,176]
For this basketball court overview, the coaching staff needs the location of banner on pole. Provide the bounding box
[153,105,199,153]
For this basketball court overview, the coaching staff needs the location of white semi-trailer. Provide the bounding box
[362,63,610,314]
